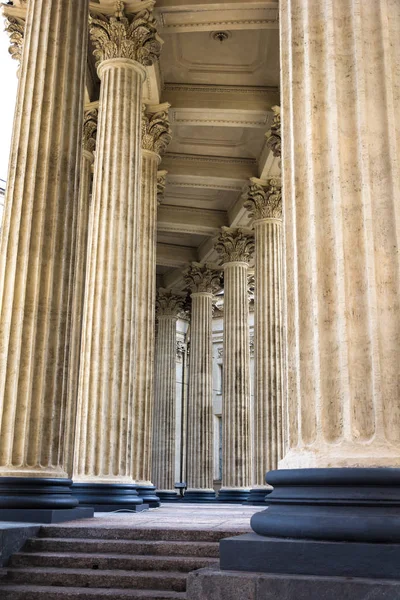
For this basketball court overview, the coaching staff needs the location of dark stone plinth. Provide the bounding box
[0,507,94,524]
[186,567,400,600]
[157,491,180,502]
[217,489,250,503]
[251,468,400,542]
[0,478,78,510]
[136,485,160,508]
[183,490,217,503]
[219,468,400,580]
[246,488,272,505]
[0,525,40,566]
[72,483,144,511]
[220,533,400,580]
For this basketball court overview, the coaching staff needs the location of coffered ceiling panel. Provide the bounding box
[163,185,240,210]
[161,29,279,87]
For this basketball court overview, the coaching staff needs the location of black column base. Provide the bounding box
[72,483,146,512]
[246,487,272,505]
[217,488,250,503]
[136,485,160,508]
[183,490,217,503]
[0,478,79,510]
[0,507,94,524]
[220,467,400,580]
[157,490,180,502]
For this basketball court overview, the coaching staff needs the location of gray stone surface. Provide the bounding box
[220,532,400,580]
[187,568,400,600]
[0,524,40,566]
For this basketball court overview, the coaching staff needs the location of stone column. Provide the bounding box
[133,105,171,507]
[247,0,400,578]
[244,178,284,504]
[64,108,98,474]
[152,289,186,501]
[0,0,90,520]
[215,228,255,502]
[183,263,222,502]
[72,1,161,511]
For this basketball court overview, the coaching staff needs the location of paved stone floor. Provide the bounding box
[52,503,260,533]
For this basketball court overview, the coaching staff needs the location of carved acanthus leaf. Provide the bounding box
[89,2,161,68]
[4,16,25,64]
[215,227,255,265]
[244,177,282,221]
[184,262,222,295]
[156,288,187,317]
[266,105,281,158]
[157,170,168,206]
[142,107,172,155]
[82,108,98,154]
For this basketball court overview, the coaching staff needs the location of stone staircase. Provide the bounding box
[0,524,228,599]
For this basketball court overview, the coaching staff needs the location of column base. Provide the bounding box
[246,487,272,505]
[0,507,94,524]
[217,488,250,503]
[157,490,180,502]
[72,483,146,512]
[220,468,400,580]
[183,490,217,503]
[136,485,160,508]
[0,478,79,510]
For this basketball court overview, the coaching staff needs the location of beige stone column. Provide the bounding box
[0,0,89,510]
[183,263,222,502]
[215,228,255,502]
[152,289,186,501]
[133,105,171,506]
[64,108,98,473]
[244,178,283,502]
[280,0,400,469]
[73,2,161,509]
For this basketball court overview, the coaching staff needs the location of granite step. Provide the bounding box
[39,526,238,543]
[4,567,187,591]
[24,537,219,557]
[10,551,218,572]
[0,584,186,599]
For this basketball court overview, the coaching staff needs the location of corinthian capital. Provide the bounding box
[156,288,187,318]
[244,177,282,221]
[82,108,98,154]
[215,227,255,265]
[157,170,168,206]
[89,1,161,68]
[142,104,172,156]
[4,16,25,65]
[184,262,222,295]
[266,105,281,158]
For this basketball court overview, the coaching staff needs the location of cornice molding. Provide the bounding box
[163,83,279,96]
[164,153,257,167]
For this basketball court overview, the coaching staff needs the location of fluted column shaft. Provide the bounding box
[222,262,252,490]
[187,293,214,492]
[254,218,283,480]
[152,316,179,492]
[281,0,400,468]
[133,149,159,485]
[0,0,89,479]
[73,59,145,483]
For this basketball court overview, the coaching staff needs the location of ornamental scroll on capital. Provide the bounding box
[184,262,222,295]
[82,108,98,154]
[89,0,161,68]
[243,177,282,221]
[4,16,25,65]
[266,105,281,158]
[157,170,168,205]
[156,288,187,318]
[142,104,172,156]
[215,227,255,265]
